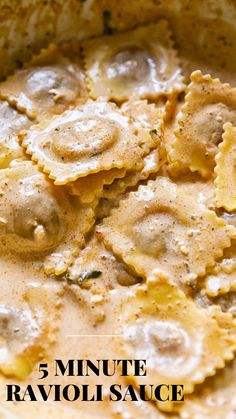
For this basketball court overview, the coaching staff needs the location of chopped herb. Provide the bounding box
[63,270,102,287]
[103,10,113,35]
[78,270,102,284]
[150,129,158,136]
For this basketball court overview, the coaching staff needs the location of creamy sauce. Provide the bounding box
[0,14,236,419]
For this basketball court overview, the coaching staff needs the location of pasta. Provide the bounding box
[110,398,167,419]
[0,100,32,168]
[66,100,164,203]
[0,160,95,274]
[215,122,236,211]
[0,12,236,418]
[102,149,164,204]
[0,43,88,121]
[179,359,236,418]
[102,100,166,203]
[83,21,185,101]
[68,236,140,289]
[203,240,236,297]
[67,168,126,204]
[169,71,236,177]
[117,273,236,412]
[66,236,141,324]
[97,177,234,286]
[20,99,157,185]
[0,281,63,379]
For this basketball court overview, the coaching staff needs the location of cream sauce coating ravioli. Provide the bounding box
[20,99,157,185]
[0,161,94,274]
[67,168,126,204]
[102,149,164,205]
[67,236,141,324]
[117,274,236,412]
[83,21,185,101]
[0,281,63,379]
[0,44,87,121]
[69,236,140,289]
[97,177,234,286]
[0,100,32,168]
[179,359,236,419]
[0,161,65,254]
[215,122,236,211]
[203,239,236,297]
[120,99,164,134]
[110,398,166,419]
[102,100,165,202]
[169,71,236,177]
[2,11,236,418]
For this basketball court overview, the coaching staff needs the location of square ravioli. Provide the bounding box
[97,177,235,285]
[20,99,158,185]
[83,21,185,101]
[67,168,126,204]
[215,122,236,211]
[0,281,63,379]
[67,99,164,203]
[102,148,164,205]
[203,239,236,297]
[101,100,165,201]
[0,100,32,168]
[169,70,236,177]
[0,43,88,121]
[179,359,236,418]
[0,161,95,275]
[117,274,236,412]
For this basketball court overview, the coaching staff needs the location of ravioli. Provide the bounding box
[67,168,126,204]
[212,293,236,319]
[83,21,185,101]
[163,100,186,177]
[169,71,236,177]
[206,304,236,339]
[120,99,165,164]
[67,97,163,205]
[0,100,32,168]
[203,240,236,297]
[101,100,165,202]
[120,99,164,131]
[69,236,140,289]
[215,122,236,211]
[97,177,234,285]
[1,12,236,419]
[204,267,236,297]
[0,161,94,274]
[117,274,236,412]
[67,237,140,324]
[164,101,183,159]
[102,149,163,203]
[110,398,166,419]
[0,281,63,379]
[179,359,236,419]
[20,99,157,185]
[97,146,164,220]
[0,43,87,121]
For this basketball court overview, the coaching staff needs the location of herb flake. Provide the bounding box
[63,270,102,287]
